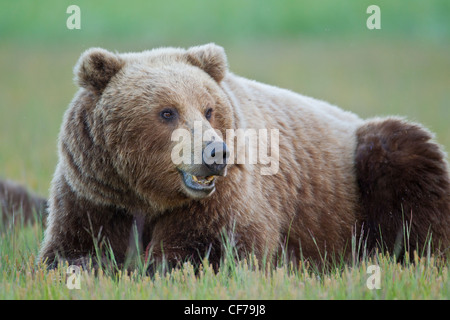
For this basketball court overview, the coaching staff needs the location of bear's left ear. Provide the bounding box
[186,43,228,83]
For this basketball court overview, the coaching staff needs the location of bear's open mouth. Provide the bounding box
[179,170,217,194]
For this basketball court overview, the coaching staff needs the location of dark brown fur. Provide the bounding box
[0,179,47,227]
[355,118,450,257]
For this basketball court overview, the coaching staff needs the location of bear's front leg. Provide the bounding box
[38,176,139,269]
[144,206,279,275]
[145,218,225,274]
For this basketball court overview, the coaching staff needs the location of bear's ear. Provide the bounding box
[186,43,228,83]
[74,48,125,93]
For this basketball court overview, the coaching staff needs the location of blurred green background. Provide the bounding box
[1,0,449,196]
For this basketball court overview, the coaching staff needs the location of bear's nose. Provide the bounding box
[202,141,229,175]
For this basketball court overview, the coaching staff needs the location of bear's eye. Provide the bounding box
[205,108,213,120]
[160,109,176,121]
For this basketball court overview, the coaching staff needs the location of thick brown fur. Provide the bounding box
[355,118,450,257]
[38,44,450,270]
[0,179,47,227]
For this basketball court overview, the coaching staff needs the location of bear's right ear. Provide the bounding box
[74,48,125,94]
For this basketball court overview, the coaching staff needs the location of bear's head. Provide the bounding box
[63,44,235,211]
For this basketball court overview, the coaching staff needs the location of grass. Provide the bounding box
[2,0,449,45]
[1,216,449,299]
[1,1,449,300]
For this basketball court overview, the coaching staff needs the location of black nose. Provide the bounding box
[202,141,229,175]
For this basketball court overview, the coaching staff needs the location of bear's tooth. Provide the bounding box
[192,175,198,182]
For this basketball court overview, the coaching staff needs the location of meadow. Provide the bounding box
[1,218,449,299]
[0,0,449,299]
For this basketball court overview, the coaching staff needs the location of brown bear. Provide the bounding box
[38,43,450,270]
[1,179,47,227]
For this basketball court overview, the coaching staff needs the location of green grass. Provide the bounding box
[2,0,449,45]
[1,1,449,300]
[1,218,449,299]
